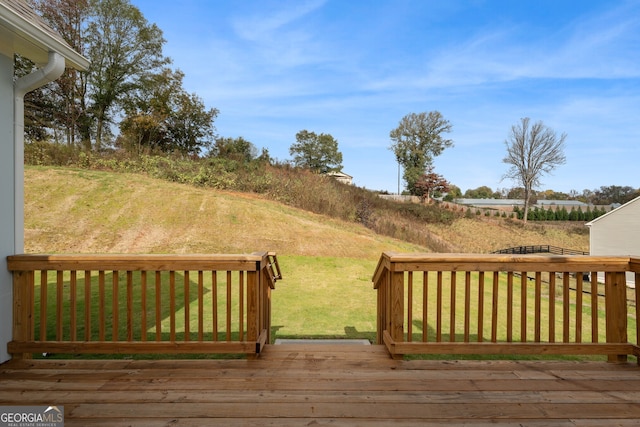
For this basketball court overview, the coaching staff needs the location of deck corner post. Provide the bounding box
[12,269,33,360]
[605,271,628,363]
[390,269,405,348]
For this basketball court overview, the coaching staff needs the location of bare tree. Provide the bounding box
[503,118,567,223]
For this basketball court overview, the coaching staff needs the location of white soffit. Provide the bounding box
[0,0,88,70]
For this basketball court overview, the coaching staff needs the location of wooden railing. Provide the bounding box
[373,252,640,361]
[8,252,280,359]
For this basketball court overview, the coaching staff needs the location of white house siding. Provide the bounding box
[586,196,640,285]
[0,0,88,363]
[0,52,15,364]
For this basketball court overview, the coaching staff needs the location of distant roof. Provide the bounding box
[455,199,523,206]
[325,171,353,179]
[536,200,588,206]
[455,198,590,207]
[0,0,89,70]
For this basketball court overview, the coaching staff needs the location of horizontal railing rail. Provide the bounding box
[373,252,640,361]
[8,252,280,359]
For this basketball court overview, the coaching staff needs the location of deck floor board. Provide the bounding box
[2,344,640,426]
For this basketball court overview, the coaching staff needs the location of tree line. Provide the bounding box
[21,0,217,156]
[512,205,609,222]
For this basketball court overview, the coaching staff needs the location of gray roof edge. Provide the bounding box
[585,195,640,227]
[0,0,89,70]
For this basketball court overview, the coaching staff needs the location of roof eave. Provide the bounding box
[0,2,89,71]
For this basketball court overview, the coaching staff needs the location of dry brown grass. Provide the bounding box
[24,167,425,257]
[425,217,589,253]
[24,167,589,257]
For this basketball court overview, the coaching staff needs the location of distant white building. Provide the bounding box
[453,199,590,211]
[586,196,640,285]
[325,171,353,185]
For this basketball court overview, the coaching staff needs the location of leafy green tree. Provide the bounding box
[557,206,569,221]
[389,111,453,195]
[119,68,217,155]
[464,186,494,199]
[86,0,169,150]
[591,185,639,205]
[166,91,217,155]
[32,0,90,147]
[443,184,462,202]
[211,137,257,162]
[289,130,343,173]
[502,118,567,224]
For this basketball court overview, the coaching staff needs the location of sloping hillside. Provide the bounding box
[24,167,426,257]
[24,167,589,257]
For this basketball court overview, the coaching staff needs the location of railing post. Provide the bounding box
[246,270,258,343]
[12,270,33,360]
[375,271,388,345]
[605,271,628,363]
[390,269,404,358]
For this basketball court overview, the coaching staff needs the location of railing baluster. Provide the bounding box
[563,272,570,343]
[39,270,47,342]
[549,272,556,343]
[84,271,91,341]
[112,271,119,342]
[520,272,526,342]
[70,271,77,341]
[226,271,232,341]
[155,271,161,342]
[534,272,541,342]
[477,271,484,342]
[141,271,147,342]
[56,271,63,341]
[591,271,598,343]
[184,271,190,342]
[239,271,244,342]
[506,271,513,342]
[212,270,218,341]
[436,271,442,342]
[169,271,176,341]
[127,271,133,342]
[491,271,499,343]
[98,271,105,341]
[636,272,640,351]
[450,271,456,342]
[576,272,583,343]
[464,271,471,342]
[422,271,428,342]
[407,271,413,342]
[198,271,204,341]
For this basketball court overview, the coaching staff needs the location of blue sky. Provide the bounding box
[132,0,640,194]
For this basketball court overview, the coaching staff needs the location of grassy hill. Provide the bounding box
[24,167,425,257]
[24,166,589,257]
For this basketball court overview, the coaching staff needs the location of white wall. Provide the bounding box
[0,52,15,363]
[589,198,640,285]
[589,198,640,256]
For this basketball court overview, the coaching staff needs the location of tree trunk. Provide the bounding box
[523,187,531,224]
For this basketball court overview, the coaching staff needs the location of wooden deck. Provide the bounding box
[2,344,640,426]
